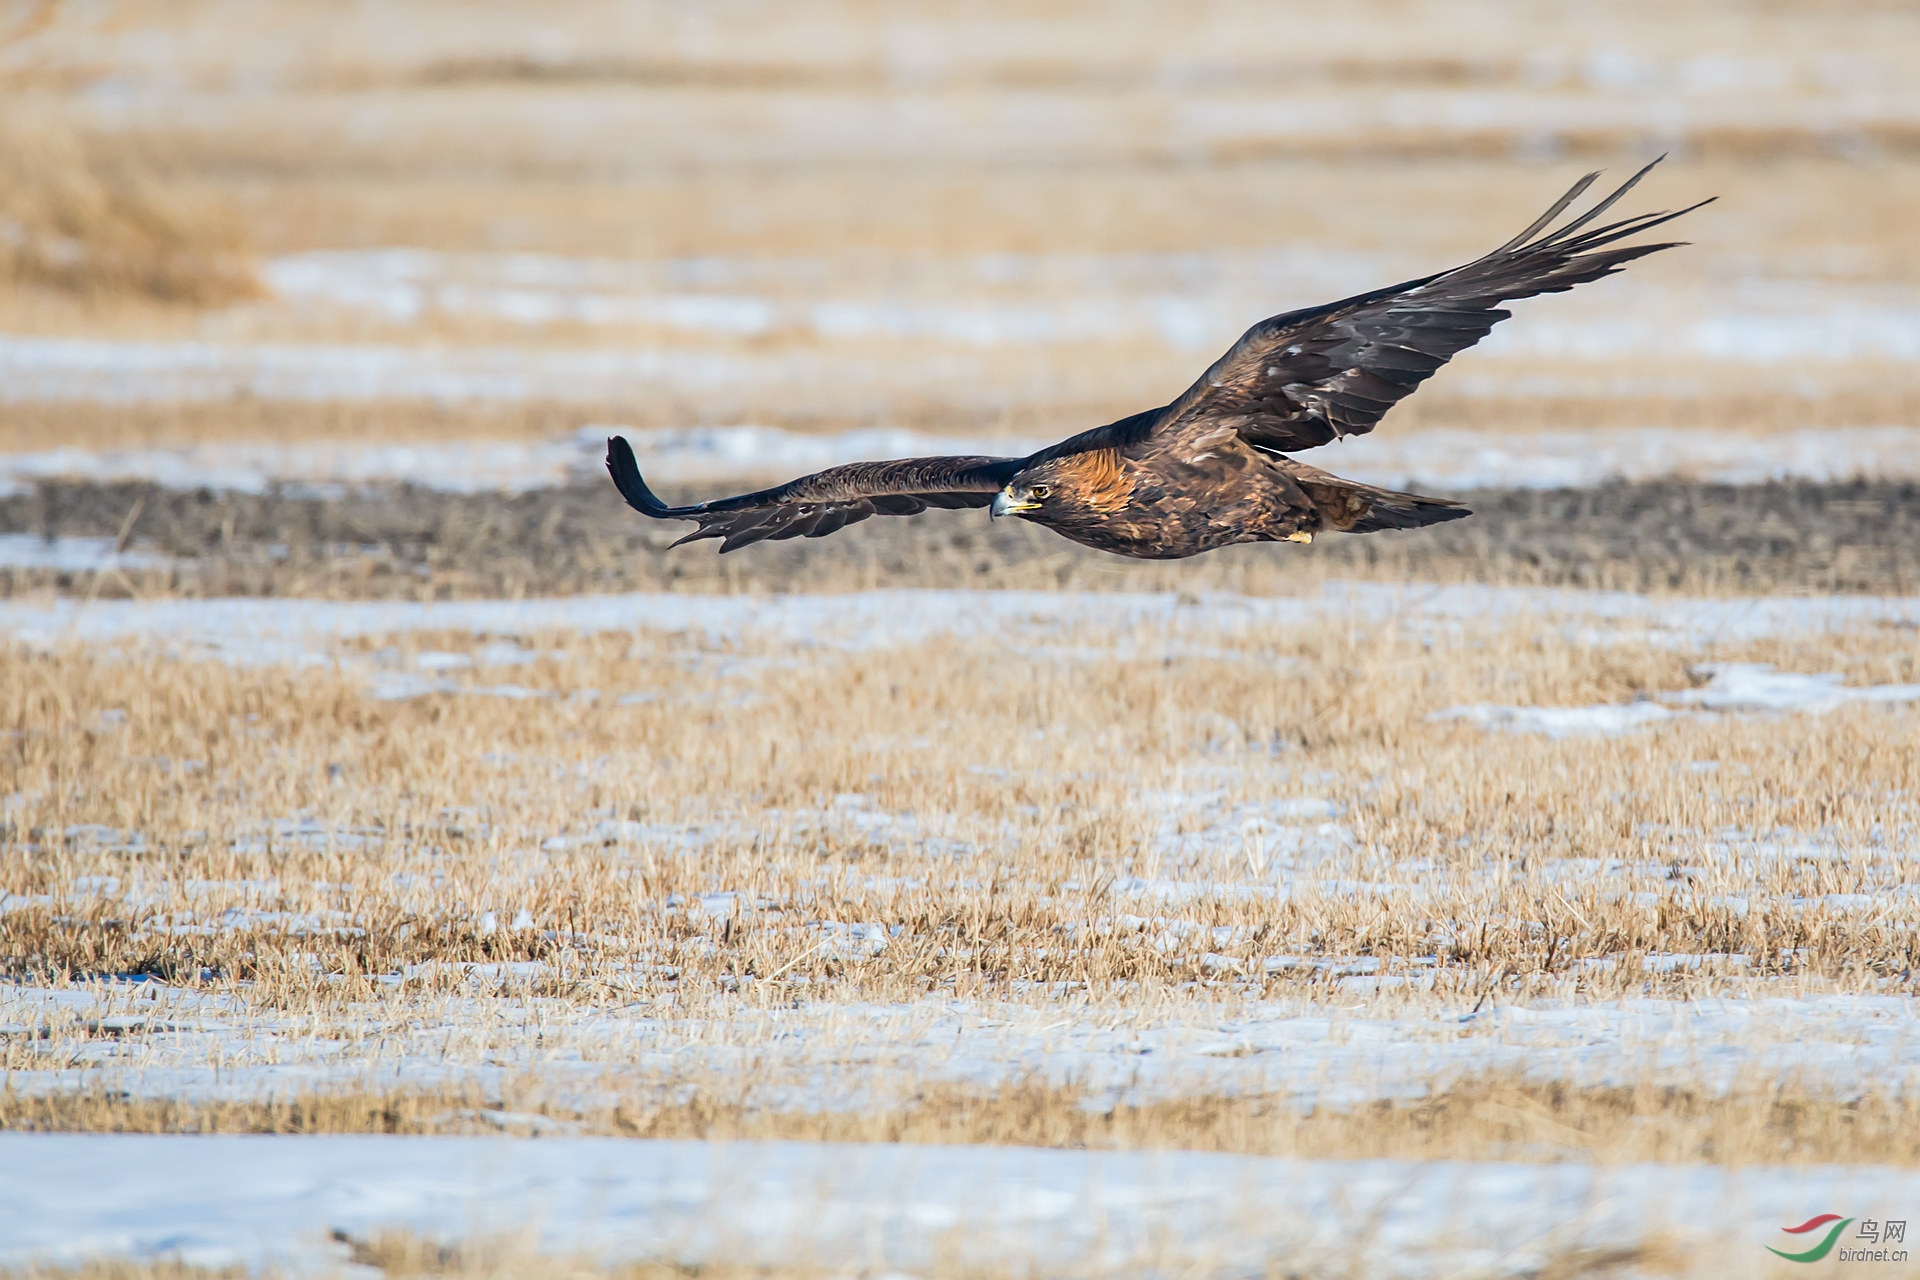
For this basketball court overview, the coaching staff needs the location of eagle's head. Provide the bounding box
[988,477,1052,519]
[991,449,1131,521]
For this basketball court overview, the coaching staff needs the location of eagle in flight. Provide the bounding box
[607,161,1708,561]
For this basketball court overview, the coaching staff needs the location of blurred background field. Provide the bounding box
[0,0,1916,447]
[0,0,1918,601]
[7,4,1920,1278]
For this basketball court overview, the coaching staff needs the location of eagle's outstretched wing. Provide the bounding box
[606,435,1025,552]
[1149,158,1714,455]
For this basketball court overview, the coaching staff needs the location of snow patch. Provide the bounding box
[0,337,907,408]
[260,244,1401,349]
[1671,662,1920,713]
[0,534,172,573]
[1431,702,1675,739]
[1437,664,1920,737]
[6,1133,1920,1278]
[257,249,1920,370]
[0,425,1049,497]
[1324,424,1920,490]
[3,424,1917,497]
[7,585,1915,666]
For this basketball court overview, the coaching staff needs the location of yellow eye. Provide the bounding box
[1029,484,1051,500]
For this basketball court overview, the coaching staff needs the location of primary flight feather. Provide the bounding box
[607,160,1710,561]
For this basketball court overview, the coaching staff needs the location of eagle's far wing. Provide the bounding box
[1153,158,1713,455]
[606,435,1024,552]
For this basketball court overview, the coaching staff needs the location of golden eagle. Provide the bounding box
[607,161,1708,560]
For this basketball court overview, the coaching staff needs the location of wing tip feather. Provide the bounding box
[606,435,681,518]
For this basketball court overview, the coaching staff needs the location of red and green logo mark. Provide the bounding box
[1769,1214,1853,1263]
[1771,1214,1909,1262]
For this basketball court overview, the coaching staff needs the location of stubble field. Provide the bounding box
[5,2,1920,1277]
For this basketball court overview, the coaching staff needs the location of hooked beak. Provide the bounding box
[990,490,1038,520]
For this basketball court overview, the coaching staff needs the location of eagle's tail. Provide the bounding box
[1291,468,1471,535]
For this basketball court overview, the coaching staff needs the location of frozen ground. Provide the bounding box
[260,246,1407,348]
[6,582,1920,661]
[9,249,1920,422]
[1436,662,1920,738]
[7,9,1920,1275]
[9,588,1920,741]
[5,423,1919,498]
[259,248,1920,362]
[0,335,909,409]
[0,425,1054,497]
[0,532,173,574]
[7,979,1920,1116]
[7,584,1920,1120]
[6,1133,1919,1277]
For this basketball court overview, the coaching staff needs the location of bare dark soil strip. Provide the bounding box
[6,478,1920,598]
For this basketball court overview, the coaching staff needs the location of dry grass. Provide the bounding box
[0,1,1914,443]
[0,400,629,456]
[2,19,1920,1271]
[0,1230,1688,1280]
[7,621,1919,998]
[7,1073,1920,1168]
[2,1266,247,1280]
[7,381,1920,459]
[5,606,1920,1164]
[0,115,258,306]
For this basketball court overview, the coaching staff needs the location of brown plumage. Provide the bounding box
[607,160,1710,561]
